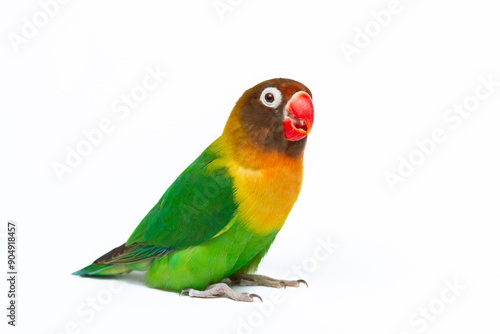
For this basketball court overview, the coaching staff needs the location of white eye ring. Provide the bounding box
[260,87,282,108]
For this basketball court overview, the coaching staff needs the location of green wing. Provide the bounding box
[126,141,237,250]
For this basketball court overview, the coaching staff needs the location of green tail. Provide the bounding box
[73,243,170,276]
[72,263,132,276]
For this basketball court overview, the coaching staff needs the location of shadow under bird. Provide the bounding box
[74,78,315,302]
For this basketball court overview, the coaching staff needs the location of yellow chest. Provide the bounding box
[225,155,303,235]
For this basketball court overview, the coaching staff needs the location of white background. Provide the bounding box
[1,0,499,333]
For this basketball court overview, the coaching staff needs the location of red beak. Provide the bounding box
[283,91,314,141]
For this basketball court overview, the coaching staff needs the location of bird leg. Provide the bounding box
[229,274,308,289]
[180,283,262,302]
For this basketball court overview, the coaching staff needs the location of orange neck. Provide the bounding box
[221,110,305,170]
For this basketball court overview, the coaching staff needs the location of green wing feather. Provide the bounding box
[126,141,237,249]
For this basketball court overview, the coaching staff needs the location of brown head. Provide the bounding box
[223,78,314,160]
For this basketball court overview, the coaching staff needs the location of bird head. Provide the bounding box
[225,78,314,157]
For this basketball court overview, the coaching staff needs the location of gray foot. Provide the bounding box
[180,283,262,302]
[229,274,308,288]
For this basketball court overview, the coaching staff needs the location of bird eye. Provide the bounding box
[260,87,282,108]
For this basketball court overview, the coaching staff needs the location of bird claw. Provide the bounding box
[179,283,262,302]
[297,279,309,288]
[249,293,263,302]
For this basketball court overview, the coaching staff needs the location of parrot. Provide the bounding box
[73,78,314,302]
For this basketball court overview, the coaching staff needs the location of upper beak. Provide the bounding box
[283,91,314,141]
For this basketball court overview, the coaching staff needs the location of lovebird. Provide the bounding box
[73,78,314,302]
